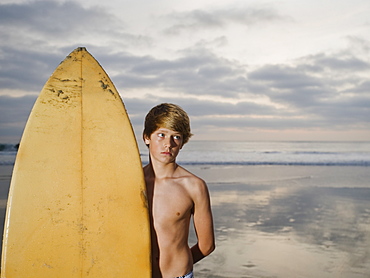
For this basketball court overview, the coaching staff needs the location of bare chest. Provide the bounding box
[150,182,193,226]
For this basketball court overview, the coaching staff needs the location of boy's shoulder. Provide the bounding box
[176,165,203,181]
[176,165,208,192]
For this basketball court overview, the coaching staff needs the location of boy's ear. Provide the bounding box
[143,134,150,145]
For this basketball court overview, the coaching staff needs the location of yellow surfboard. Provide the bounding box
[1,47,151,277]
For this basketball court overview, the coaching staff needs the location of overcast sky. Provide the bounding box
[1,0,369,143]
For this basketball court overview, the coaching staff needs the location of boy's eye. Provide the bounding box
[173,135,181,140]
[158,133,165,138]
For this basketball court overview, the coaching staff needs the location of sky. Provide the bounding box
[0,0,370,143]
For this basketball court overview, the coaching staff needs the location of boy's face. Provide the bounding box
[144,127,183,164]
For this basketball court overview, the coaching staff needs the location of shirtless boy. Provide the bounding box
[143,103,215,278]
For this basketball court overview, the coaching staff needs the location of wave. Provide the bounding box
[0,144,18,165]
[177,161,370,167]
[2,158,369,167]
[292,151,340,155]
[2,142,370,167]
[264,151,355,155]
[0,144,19,152]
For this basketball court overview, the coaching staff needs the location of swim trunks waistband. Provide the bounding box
[175,270,194,278]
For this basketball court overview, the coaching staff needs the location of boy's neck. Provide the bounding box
[148,159,178,179]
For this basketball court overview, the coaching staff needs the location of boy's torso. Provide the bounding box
[145,165,197,278]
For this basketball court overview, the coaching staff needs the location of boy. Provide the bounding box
[143,103,215,278]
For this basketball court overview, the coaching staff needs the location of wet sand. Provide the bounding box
[188,165,370,278]
[1,164,370,277]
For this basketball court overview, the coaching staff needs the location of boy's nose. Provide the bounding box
[163,138,171,148]
[164,137,175,148]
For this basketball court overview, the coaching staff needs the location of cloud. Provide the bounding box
[0,0,369,142]
[247,48,370,118]
[353,80,370,94]
[163,5,290,35]
[107,47,250,100]
[0,1,152,51]
[0,46,61,91]
[249,65,323,90]
[0,0,152,92]
[2,40,369,141]
[0,95,37,142]
[119,43,370,133]
[0,1,121,39]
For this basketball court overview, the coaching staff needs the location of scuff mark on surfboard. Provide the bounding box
[78,223,88,232]
[86,258,97,276]
[99,80,108,90]
[57,90,69,100]
[99,80,116,97]
[40,85,81,108]
[42,263,53,269]
[53,78,73,82]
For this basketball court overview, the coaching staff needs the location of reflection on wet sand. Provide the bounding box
[189,165,370,278]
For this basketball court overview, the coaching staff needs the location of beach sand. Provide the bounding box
[1,164,370,277]
[188,165,370,278]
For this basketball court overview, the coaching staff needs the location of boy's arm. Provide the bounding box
[190,179,215,264]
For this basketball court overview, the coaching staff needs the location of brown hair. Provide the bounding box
[143,103,193,146]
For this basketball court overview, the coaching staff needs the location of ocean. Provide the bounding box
[1,141,370,277]
[2,141,370,167]
[139,140,370,167]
